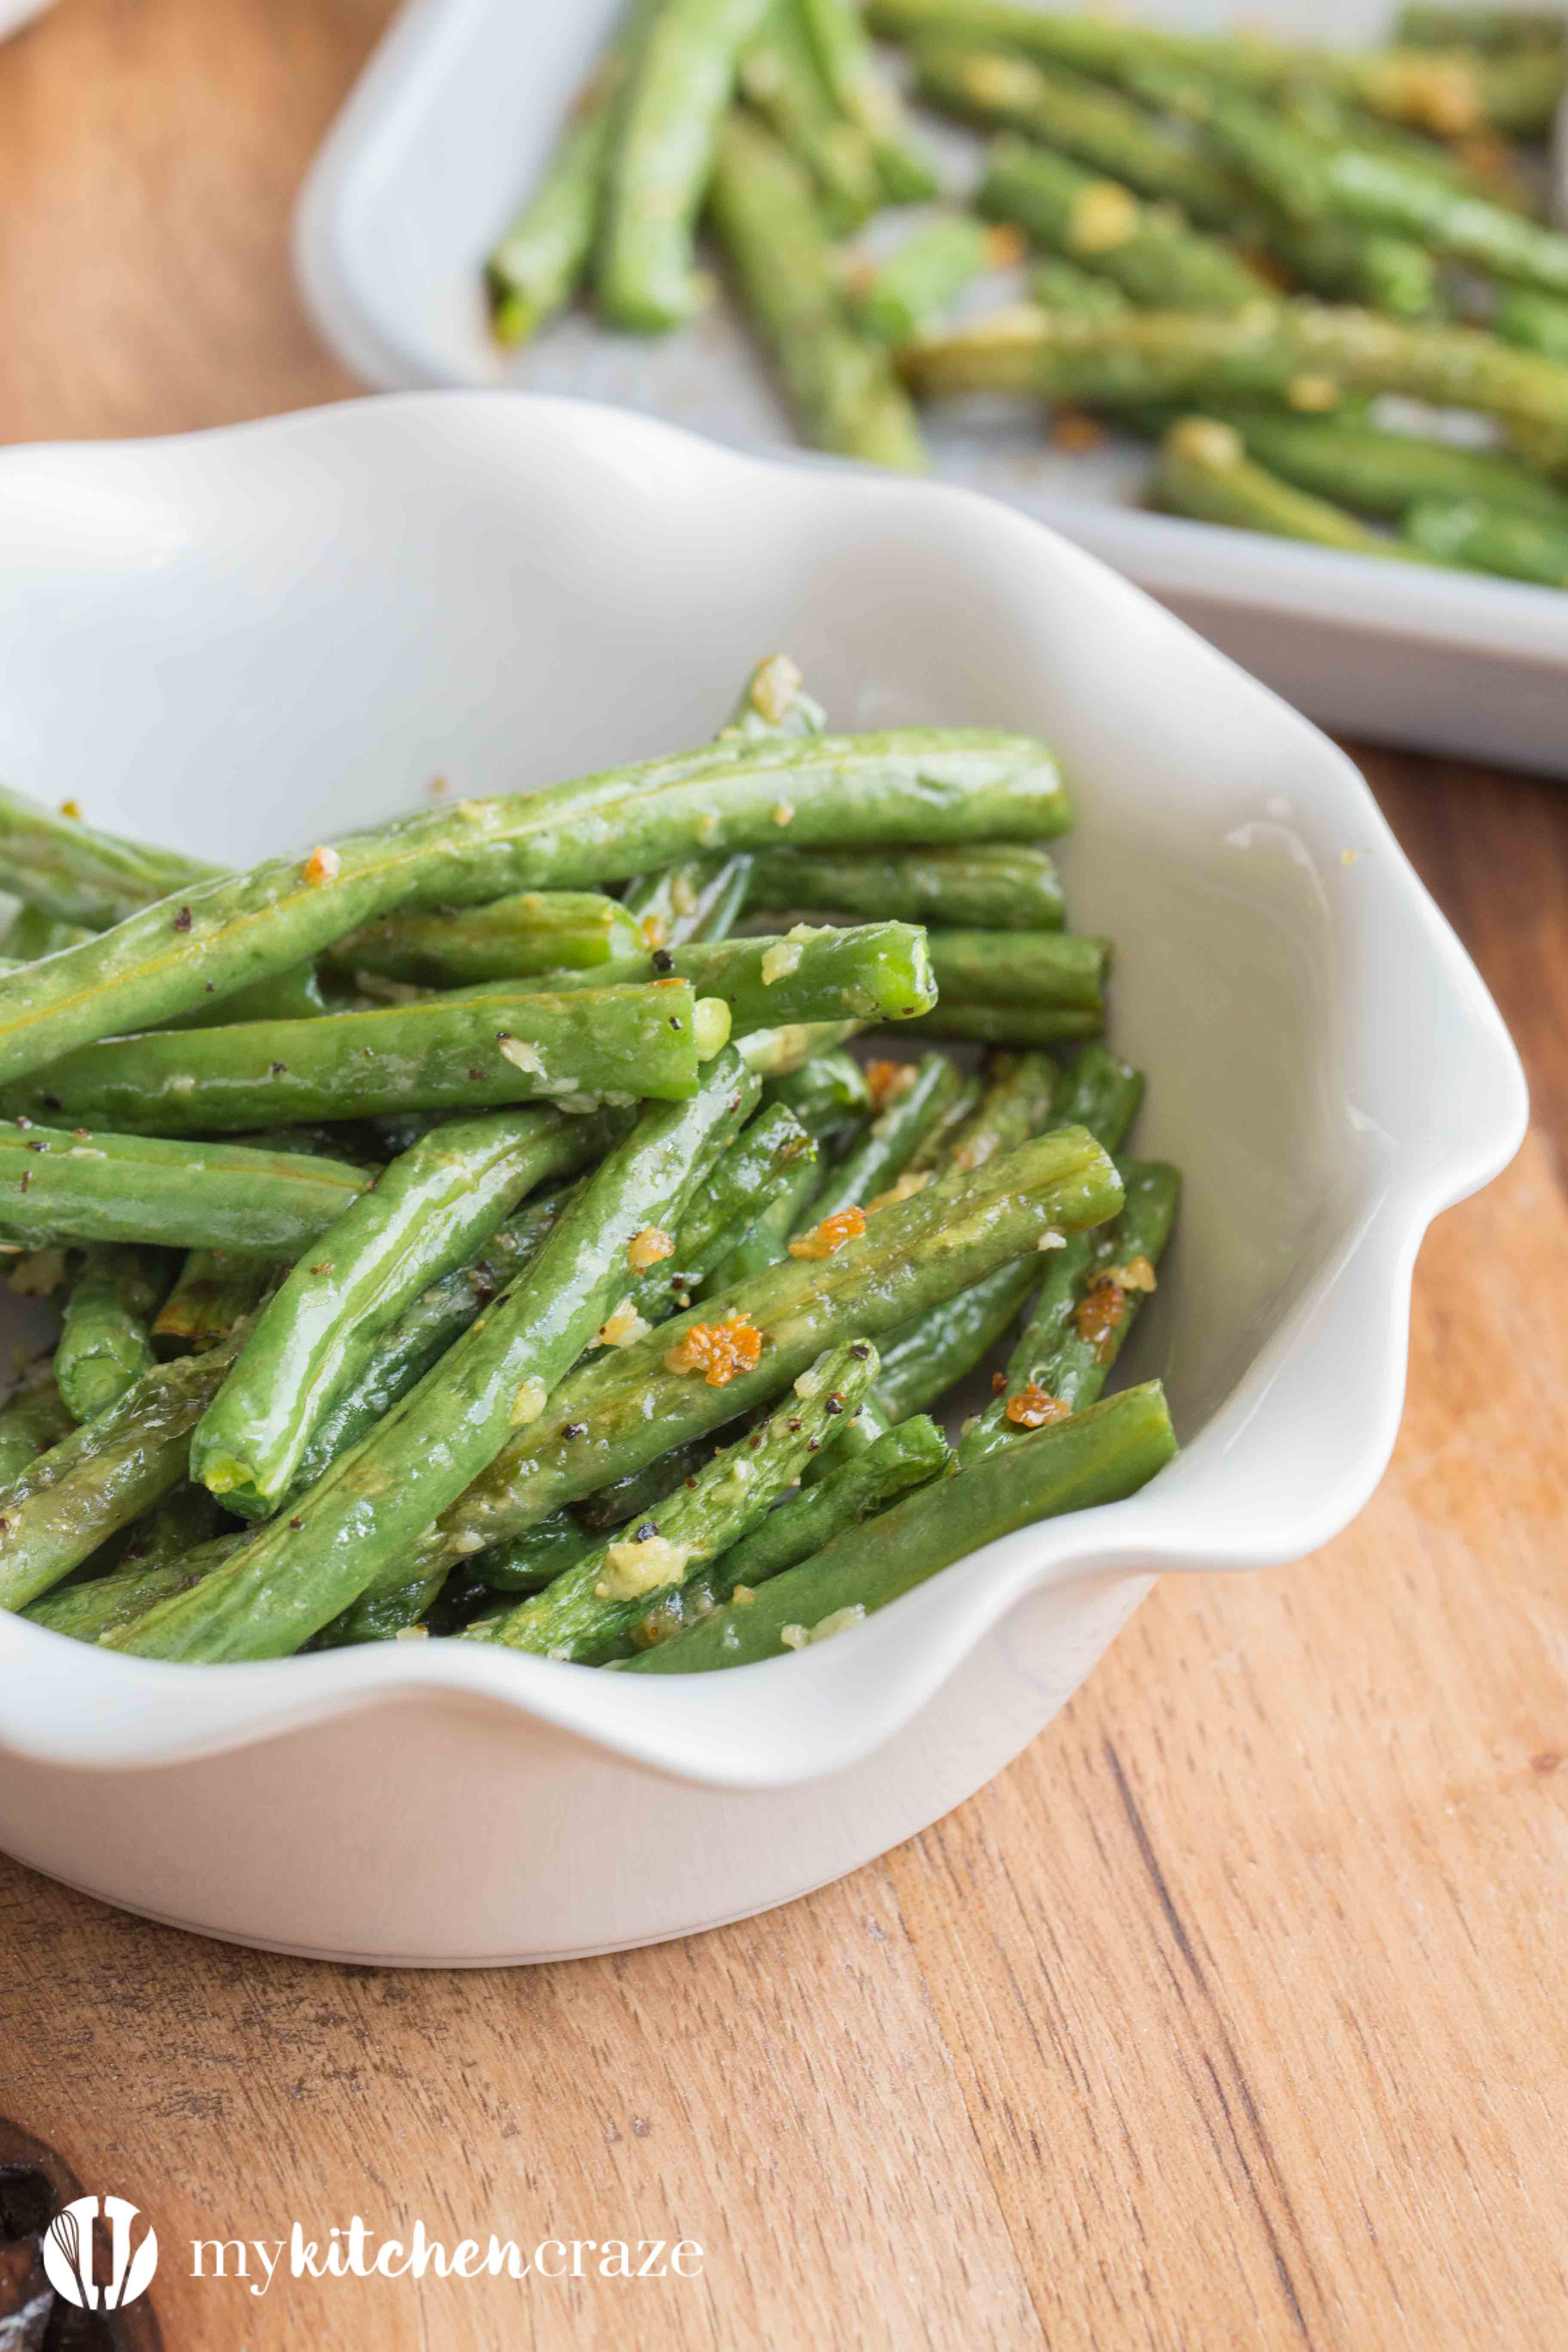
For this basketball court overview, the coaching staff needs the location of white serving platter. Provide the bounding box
[296,0,1568,776]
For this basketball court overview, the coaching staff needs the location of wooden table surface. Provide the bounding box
[0,6,1564,2348]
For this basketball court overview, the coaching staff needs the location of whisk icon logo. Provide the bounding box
[42,2194,159,2310]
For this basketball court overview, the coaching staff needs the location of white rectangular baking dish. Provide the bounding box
[294,0,1568,776]
[295,0,1568,776]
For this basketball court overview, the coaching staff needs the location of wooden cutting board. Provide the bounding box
[0,6,1563,2347]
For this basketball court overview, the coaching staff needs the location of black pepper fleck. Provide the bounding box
[467,1067,483,1082]
[634,1520,658,1542]
[787,1418,801,1433]
[824,1393,844,1415]
[650,949,674,975]
[806,1436,821,1452]
[668,1017,683,1031]
[289,1517,303,1530]
[25,1142,45,1153]
[173,906,193,931]
[850,1341,870,1360]
[42,1095,61,1112]
[563,1422,588,1440]
[270,1062,288,1077]
[13,1117,30,1130]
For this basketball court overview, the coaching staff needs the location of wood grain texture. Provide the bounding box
[0,5,1565,2349]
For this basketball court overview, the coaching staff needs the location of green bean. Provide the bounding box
[1,980,714,1134]
[977,138,1265,317]
[945,1051,1060,1173]
[398,1124,1124,1582]
[191,1106,618,1517]
[1402,496,1568,582]
[749,840,1066,931]
[276,1191,568,1516]
[598,0,773,331]
[622,1380,1177,1672]
[630,1412,950,1648]
[0,1372,74,1488]
[1204,89,1568,297]
[699,1145,825,1292]
[466,1339,878,1660]
[1051,1043,1144,1151]
[629,1100,816,1320]
[324,891,646,989]
[797,0,936,199]
[739,0,883,230]
[23,1480,232,1644]
[473,1510,597,1597]
[872,1039,1144,1427]
[0,782,218,929]
[850,217,1023,346]
[0,728,1066,1082]
[25,1530,246,1645]
[761,1047,871,1132]
[0,1124,369,1253]
[914,931,1108,1041]
[1493,285,1568,365]
[902,303,1568,440]
[1215,409,1568,526]
[1029,257,1131,322]
[152,1250,282,1351]
[896,1072,980,1183]
[1153,416,1425,559]
[1266,218,1444,322]
[872,0,1561,131]
[795,1050,962,1230]
[487,0,662,343]
[0,1332,252,1610]
[959,1160,1180,1466]
[110,1055,767,1661]
[914,43,1247,230]
[312,923,937,1038]
[1396,6,1566,49]
[709,109,930,470]
[738,1019,866,1078]
[164,963,331,1030]
[54,1246,171,1423]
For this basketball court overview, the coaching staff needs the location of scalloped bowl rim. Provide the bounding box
[0,392,1528,1790]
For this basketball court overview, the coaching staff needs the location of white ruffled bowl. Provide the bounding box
[0,394,1525,1962]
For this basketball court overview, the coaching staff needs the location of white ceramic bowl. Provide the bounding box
[0,394,1525,1963]
[294,0,1568,777]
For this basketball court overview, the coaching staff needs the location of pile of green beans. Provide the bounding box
[476,0,1568,591]
[0,655,1182,1674]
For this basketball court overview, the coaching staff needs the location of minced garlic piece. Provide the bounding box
[664,1312,763,1387]
[301,845,341,884]
[597,1297,652,1349]
[1004,1381,1071,1430]
[627,1226,674,1271]
[1036,1229,1067,1251]
[788,1205,866,1259]
[781,1604,866,1651]
[748,652,803,725]
[1167,416,1243,470]
[760,940,804,986]
[59,798,83,820]
[730,1584,756,1607]
[509,1375,548,1426]
[770,801,796,827]
[863,1060,915,1113]
[394,1624,429,1641]
[1106,1256,1157,1293]
[1074,1274,1128,1360]
[1067,181,1138,254]
[597,1533,694,1602]
[66,1147,107,1160]
[1286,373,1341,413]
[498,1036,545,1076]
[640,912,668,952]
